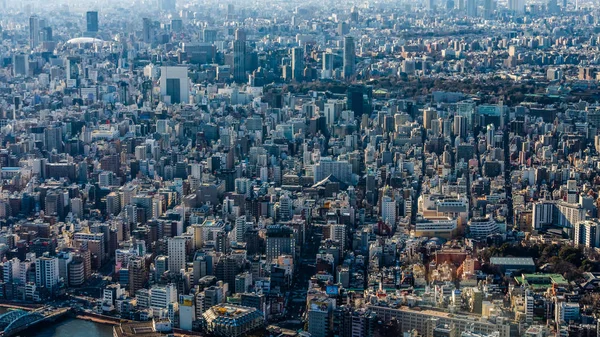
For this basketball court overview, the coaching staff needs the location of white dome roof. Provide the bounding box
[66,37,104,45]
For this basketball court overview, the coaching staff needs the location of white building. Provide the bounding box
[574,219,600,248]
[159,66,190,104]
[468,217,500,238]
[35,255,60,290]
[150,283,178,311]
[168,236,187,274]
[179,294,195,330]
[381,196,396,226]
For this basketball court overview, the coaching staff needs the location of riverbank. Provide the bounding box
[0,302,43,310]
[75,314,121,326]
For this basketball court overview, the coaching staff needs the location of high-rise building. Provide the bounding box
[508,0,525,12]
[41,26,52,42]
[12,54,29,76]
[343,36,356,79]
[307,297,335,337]
[574,220,600,248]
[66,56,81,86]
[128,256,148,295]
[291,47,304,81]
[233,29,247,83]
[381,196,396,226]
[168,236,186,274]
[142,18,153,43]
[329,224,347,251]
[466,0,477,16]
[265,225,295,262]
[86,11,99,33]
[203,29,217,43]
[159,66,190,104]
[35,255,60,291]
[150,283,177,310]
[483,0,494,18]
[423,108,438,130]
[453,115,467,140]
[179,294,195,330]
[29,15,40,49]
[322,52,334,79]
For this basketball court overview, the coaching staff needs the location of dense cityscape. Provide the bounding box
[1,0,600,336]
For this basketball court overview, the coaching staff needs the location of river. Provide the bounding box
[0,307,113,337]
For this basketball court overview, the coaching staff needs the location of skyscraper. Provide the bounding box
[322,52,334,79]
[466,0,477,16]
[142,18,153,43]
[483,0,494,18]
[291,47,304,81]
[41,26,52,42]
[233,29,247,83]
[454,115,467,140]
[343,36,356,79]
[29,15,40,49]
[12,54,29,76]
[168,236,186,274]
[86,11,99,33]
[159,66,190,104]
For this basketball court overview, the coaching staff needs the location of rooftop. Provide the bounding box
[489,257,535,266]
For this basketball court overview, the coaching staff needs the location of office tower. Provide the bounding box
[86,11,98,33]
[29,15,40,49]
[128,256,148,295]
[291,47,304,81]
[142,18,153,43]
[483,0,493,17]
[343,36,356,79]
[44,125,63,152]
[466,0,477,16]
[203,29,217,43]
[423,108,438,130]
[66,56,81,86]
[454,115,467,139]
[329,224,347,251]
[427,0,436,11]
[171,19,182,32]
[35,255,60,291]
[265,225,295,262]
[233,29,247,83]
[160,0,176,11]
[12,54,29,76]
[159,66,190,104]
[508,0,525,12]
[322,52,334,79]
[168,236,186,274]
[381,196,396,226]
[350,6,359,22]
[41,26,52,42]
[347,84,372,119]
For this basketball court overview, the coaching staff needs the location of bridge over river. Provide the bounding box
[0,306,70,337]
